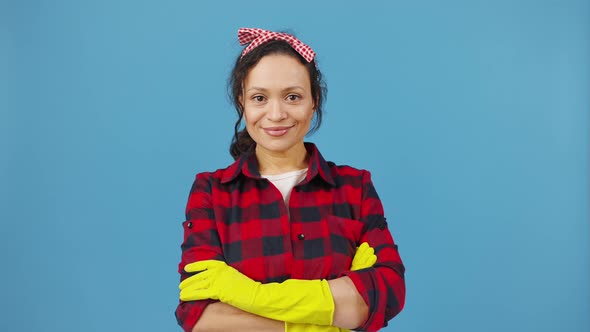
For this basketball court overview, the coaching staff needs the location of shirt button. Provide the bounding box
[187,222,193,229]
[298,233,305,240]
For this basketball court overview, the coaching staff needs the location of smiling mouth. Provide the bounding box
[263,125,294,137]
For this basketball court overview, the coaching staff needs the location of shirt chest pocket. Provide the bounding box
[326,215,365,276]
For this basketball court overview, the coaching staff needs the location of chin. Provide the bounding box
[257,140,301,154]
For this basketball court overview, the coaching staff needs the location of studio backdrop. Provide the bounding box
[1,1,588,331]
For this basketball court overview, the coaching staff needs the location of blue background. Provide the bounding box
[1,1,588,331]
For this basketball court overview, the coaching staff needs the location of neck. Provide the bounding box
[256,143,309,175]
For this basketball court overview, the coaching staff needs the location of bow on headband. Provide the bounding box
[238,27,316,63]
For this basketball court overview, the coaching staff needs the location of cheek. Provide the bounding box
[243,110,259,127]
[302,109,315,124]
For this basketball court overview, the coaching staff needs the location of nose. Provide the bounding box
[266,100,287,122]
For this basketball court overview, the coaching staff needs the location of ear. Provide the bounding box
[239,84,246,109]
[313,95,320,111]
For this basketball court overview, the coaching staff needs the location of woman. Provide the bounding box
[176,28,405,332]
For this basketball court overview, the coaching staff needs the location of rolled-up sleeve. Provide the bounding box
[340,171,406,331]
[175,173,224,332]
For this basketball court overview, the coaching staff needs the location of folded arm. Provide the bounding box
[328,276,368,329]
[337,170,406,331]
[192,302,283,332]
[181,243,378,331]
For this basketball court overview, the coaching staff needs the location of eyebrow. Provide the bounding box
[246,86,306,93]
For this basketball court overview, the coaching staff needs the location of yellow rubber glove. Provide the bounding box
[284,242,377,332]
[180,260,334,325]
[351,242,377,271]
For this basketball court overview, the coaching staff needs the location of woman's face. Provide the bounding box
[242,54,314,157]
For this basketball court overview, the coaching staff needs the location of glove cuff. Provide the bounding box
[243,278,335,325]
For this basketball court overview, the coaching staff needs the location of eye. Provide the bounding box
[252,95,265,103]
[286,94,300,102]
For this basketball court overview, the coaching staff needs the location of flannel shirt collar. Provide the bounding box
[220,142,336,186]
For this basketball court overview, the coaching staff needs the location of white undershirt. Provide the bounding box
[261,168,308,205]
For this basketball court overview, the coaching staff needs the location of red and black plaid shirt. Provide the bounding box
[175,143,405,332]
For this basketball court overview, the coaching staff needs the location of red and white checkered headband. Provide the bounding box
[238,27,316,63]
